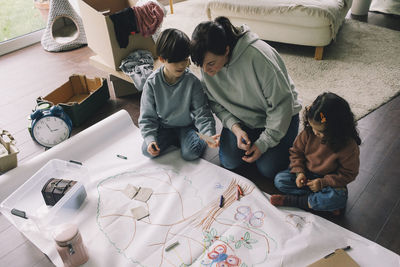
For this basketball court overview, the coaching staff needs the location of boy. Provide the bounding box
[139,28,218,160]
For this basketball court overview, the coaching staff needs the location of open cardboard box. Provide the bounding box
[41,75,110,127]
[0,131,19,173]
[90,54,162,97]
[77,0,157,70]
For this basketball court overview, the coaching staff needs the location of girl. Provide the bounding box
[271,92,361,214]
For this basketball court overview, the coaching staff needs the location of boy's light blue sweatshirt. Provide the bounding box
[139,66,216,145]
[201,26,302,153]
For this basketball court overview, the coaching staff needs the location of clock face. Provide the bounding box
[32,116,70,147]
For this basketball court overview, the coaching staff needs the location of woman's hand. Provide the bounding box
[296,173,307,188]
[147,141,160,156]
[242,144,262,163]
[231,124,251,151]
[307,178,323,192]
[206,134,221,148]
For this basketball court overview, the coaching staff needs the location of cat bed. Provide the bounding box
[206,0,352,59]
[41,0,87,52]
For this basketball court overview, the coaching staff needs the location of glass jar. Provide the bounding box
[53,223,89,267]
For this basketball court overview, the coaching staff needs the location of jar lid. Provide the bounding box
[53,223,79,243]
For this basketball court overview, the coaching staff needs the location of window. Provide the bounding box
[0,0,48,56]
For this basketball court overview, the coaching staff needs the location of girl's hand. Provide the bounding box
[296,173,307,188]
[307,178,323,192]
[231,124,251,151]
[147,141,160,156]
[206,134,221,148]
[242,144,261,163]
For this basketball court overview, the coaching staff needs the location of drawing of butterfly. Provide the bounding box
[234,206,265,228]
[207,244,241,267]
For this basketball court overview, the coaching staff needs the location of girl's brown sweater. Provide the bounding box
[289,130,360,188]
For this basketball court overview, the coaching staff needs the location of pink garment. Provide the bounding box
[133,2,164,38]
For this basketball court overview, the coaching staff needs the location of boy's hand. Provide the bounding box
[206,134,221,148]
[197,132,220,148]
[307,178,323,192]
[147,142,160,156]
[242,144,261,163]
[231,124,251,151]
[296,173,307,188]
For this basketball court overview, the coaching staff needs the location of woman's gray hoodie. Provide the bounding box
[201,26,302,153]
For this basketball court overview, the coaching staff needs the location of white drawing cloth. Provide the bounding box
[1,111,398,267]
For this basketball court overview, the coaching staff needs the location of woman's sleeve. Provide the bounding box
[254,60,296,153]
[138,80,158,145]
[200,79,241,130]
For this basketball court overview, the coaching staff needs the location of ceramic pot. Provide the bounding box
[34,0,50,22]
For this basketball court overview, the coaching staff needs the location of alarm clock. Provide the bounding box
[30,105,73,148]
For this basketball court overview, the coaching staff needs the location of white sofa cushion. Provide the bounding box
[206,0,352,46]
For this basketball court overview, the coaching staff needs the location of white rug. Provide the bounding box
[162,0,400,120]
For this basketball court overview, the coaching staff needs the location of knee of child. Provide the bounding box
[330,188,348,207]
[181,140,205,161]
[181,153,200,161]
[219,155,241,170]
[274,174,285,189]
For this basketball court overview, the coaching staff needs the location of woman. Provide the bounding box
[190,16,302,179]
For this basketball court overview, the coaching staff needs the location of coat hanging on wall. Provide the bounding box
[41,0,87,52]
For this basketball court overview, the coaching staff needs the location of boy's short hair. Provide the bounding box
[156,28,190,63]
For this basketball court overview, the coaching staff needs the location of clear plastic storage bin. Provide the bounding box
[0,159,89,232]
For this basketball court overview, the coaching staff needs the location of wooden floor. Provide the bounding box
[0,11,399,266]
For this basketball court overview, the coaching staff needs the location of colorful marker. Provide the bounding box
[219,195,224,208]
[237,185,244,196]
[165,241,179,252]
[117,154,127,160]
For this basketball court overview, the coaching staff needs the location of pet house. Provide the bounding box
[41,0,87,52]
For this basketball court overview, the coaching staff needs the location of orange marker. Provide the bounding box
[237,185,244,196]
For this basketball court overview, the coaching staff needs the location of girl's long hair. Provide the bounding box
[304,92,361,151]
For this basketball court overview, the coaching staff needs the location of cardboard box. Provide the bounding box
[0,131,18,173]
[109,74,138,97]
[90,54,162,97]
[41,75,110,127]
[307,248,359,267]
[77,0,157,70]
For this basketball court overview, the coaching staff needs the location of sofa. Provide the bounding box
[206,0,353,59]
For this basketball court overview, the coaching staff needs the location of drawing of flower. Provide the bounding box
[234,232,258,249]
[203,228,220,247]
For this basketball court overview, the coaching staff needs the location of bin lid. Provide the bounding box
[53,223,79,244]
